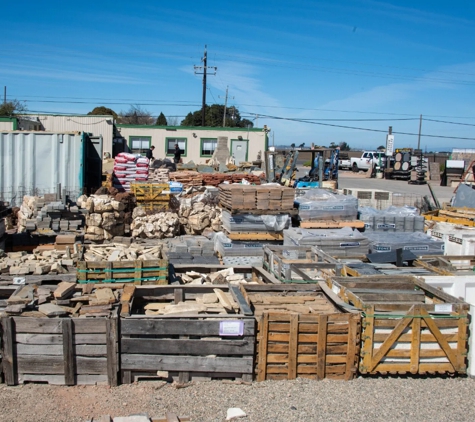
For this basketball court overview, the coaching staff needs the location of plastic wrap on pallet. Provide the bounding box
[214,231,280,257]
[295,188,358,221]
[283,227,370,257]
[366,232,445,255]
[222,210,290,232]
[359,206,424,232]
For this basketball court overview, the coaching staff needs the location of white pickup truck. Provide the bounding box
[338,152,351,170]
[350,151,388,172]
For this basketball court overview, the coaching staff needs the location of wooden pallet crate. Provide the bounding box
[424,208,475,227]
[1,312,119,386]
[262,245,342,283]
[240,284,360,381]
[77,259,168,285]
[120,284,255,383]
[326,275,469,375]
[224,230,284,241]
[130,183,170,202]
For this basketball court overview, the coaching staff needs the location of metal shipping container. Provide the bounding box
[0,131,102,206]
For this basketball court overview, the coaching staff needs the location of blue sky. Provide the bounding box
[1,0,474,151]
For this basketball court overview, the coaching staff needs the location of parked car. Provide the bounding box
[350,151,390,172]
[338,152,351,170]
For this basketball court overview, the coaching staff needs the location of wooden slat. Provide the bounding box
[2,317,16,385]
[316,315,328,380]
[287,314,298,379]
[121,319,255,336]
[17,356,107,375]
[121,338,254,356]
[257,314,269,382]
[13,318,107,334]
[62,319,75,386]
[121,354,253,374]
[106,316,119,387]
[345,314,359,380]
[410,306,421,374]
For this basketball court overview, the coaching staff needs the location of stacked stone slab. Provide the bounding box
[148,167,170,183]
[178,201,222,235]
[16,195,85,233]
[77,195,127,242]
[165,235,220,265]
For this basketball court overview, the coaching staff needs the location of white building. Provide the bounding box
[115,124,269,165]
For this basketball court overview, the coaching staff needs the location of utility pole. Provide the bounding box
[417,114,422,150]
[194,45,217,127]
[3,86,6,104]
[219,86,234,127]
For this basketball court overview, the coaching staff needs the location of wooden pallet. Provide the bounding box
[1,312,119,386]
[77,259,168,285]
[326,275,469,375]
[257,312,360,381]
[224,230,284,241]
[299,220,365,229]
[424,209,475,227]
[130,182,170,201]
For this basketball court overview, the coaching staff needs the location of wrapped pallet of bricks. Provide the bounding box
[358,206,424,232]
[77,195,127,242]
[283,227,370,257]
[113,153,149,192]
[221,210,290,232]
[295,188,358,221]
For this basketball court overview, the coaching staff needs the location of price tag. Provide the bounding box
[219,320,244,336]
[13,277,26,285]
[434,304,453,313]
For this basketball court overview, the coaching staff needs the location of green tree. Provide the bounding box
[0,99,27,116]
[377,145,386,151]
[155,112,167,126]
[180,104,254,128]
[339,141,351,151]
[88,106,118,120]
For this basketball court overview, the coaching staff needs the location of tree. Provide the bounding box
[167,116,180,126]
[88,106,118,120]
[0,99,27,116]
[180,104,254,128]
[118,105,154,125]
[155,112,167,126]
[377,145,386,151]
[339,141,351,151]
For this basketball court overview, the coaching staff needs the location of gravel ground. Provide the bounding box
[0,377,474,422]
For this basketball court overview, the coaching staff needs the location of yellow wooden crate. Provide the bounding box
[130,183,170,201]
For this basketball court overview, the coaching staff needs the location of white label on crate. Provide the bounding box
[219,320,244,336]
[332,285,341,295]
[432,231,443,239]
[434,304,453,313]
[404,245,429,252]
[377,223,396,229]
[374,246,391,251]
[13,277,26,285]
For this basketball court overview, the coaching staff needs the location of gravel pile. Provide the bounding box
[0,377,474,422]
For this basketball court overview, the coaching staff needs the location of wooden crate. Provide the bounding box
[1,313,119,386]
[120,284,255,383]
[77,259,168,285]
[326,275,469,375]
[130,182,170,202]
[241,284,360,381]
[262,245,341,283]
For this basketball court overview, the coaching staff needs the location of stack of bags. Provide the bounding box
[113,153,150,191]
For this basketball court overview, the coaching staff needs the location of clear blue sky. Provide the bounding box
[1,0,474,151]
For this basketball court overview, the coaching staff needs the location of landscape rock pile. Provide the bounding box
[178,201,222,235]
[130,207,180,239]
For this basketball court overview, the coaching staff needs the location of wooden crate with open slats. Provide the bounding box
[77,259,168,285]
[326,275,469,375]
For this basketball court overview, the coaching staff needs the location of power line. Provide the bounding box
[423,118,475,127]
[253,113,475,141]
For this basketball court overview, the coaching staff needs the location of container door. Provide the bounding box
[84,135,103,193]
[232,139,248,165]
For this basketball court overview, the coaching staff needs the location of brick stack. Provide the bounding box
[169,171,203,189]
[202,173,261,186]
[148,167,170,183]
[16,195,85,233]
[113,153,150,192]
[219,185,294,212]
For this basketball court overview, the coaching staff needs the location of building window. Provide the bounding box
[201,138,217,156]
[129,136,151,154]
[166,137,187,156]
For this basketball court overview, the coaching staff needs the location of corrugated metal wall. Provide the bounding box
[0,132,85,206]
[26,114,113,155]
